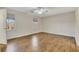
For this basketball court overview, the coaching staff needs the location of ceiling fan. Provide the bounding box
[31,7,48,15]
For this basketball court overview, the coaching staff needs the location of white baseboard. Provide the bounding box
[43,31,75,37]
[8,31,75,40]
[7,32,41,40]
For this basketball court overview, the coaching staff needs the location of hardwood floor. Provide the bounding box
[4,32,79,52]
[0,44,6,52]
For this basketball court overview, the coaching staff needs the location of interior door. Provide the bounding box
[0,9,7,44]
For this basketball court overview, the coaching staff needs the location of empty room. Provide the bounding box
[0,7,79,52]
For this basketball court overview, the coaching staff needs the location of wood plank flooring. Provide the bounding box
[0,44,6,52]
[4,32,79,52]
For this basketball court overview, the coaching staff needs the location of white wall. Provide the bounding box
[7,9,75,39]
[42,12,75,37]
[75,8,79,46]
[0,9,7,44]
[7,9,42,39]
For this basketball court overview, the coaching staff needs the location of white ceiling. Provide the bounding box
[7,7,76,17]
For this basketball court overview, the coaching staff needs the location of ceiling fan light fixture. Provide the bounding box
[32,7,48,15]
